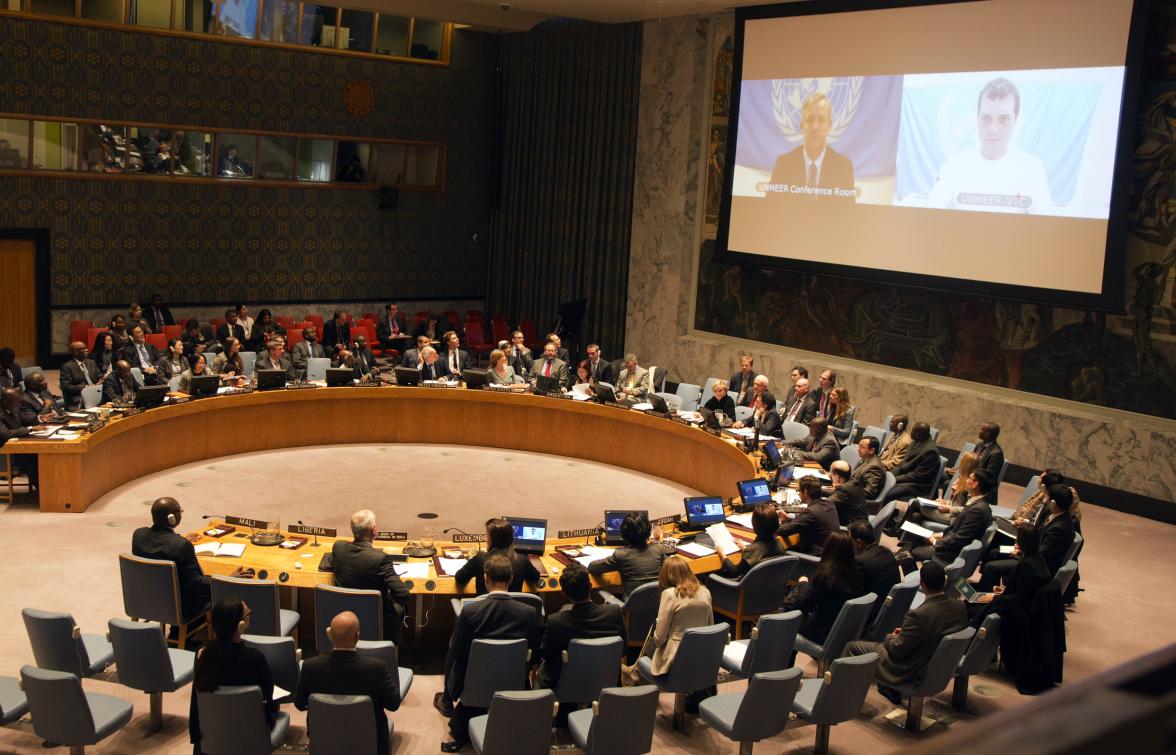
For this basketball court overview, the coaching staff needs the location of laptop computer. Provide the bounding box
[589,383,618,404]
[683,496,726,528]
[133,384,168,408]
[463,367,489,389]
[394,366,421,386]
[737,478,773,508]
[535,375,561,395]
[954,577,992,604]
[506,516,548,555]
[648,393,670,413]
[603,509,648,546]
[761,439,783,469]
[993,516,1019,540]
[325,367,354,387]
[189,374,220,398]
[255,369,287,391]
[698,406,722,430]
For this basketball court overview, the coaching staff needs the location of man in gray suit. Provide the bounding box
[851,436,887,499]
[290,326,328,379]
[60,341,102,410]
[255,340,295,381]
[529,341,569,389]
[400,335,431,369]
[614,353,651,406]
[842,560,968,704]
[785,417,840,470]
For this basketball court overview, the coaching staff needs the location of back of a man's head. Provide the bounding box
[151,497,181,528]
[326,611,361,650]
[830,460,851,482]
[350,509,375,539]
[559,563,591,603]
[920,561,947,593]
[848,520,873,547]
[484,553,513,592]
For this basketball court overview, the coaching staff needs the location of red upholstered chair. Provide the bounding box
[361,312,380,323]
[465,310,485,323]
[465,322,493,362]
[210,318,225,331]
[305,314,325,331]
[145,334,168,350]
[414,311,429,323]
[519,319,540,351]
[295,321,313,332]
[86,327,108,350]
[490,317,510,346]
[70,320,94,346]
[162,324,182,341]
[276,316,296,332]
[285,330,304,351]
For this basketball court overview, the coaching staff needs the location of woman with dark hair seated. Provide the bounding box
[157,338,190,382]
[781,531,864,645]
[183,318,214,361]
[716,503,785,580]
[971,523,1051,623]
[453,517,540,595]
[89,331,117,378]
[588,512,676,599]
[189,597,278,755]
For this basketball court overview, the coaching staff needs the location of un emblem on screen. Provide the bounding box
[771,77,862,143]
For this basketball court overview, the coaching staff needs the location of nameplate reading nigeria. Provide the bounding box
[289,523,337,538]
[225,515,268,529]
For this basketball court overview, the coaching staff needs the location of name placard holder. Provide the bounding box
[289,523,337,538]
[226,514,267,530]
[652,514,679,527]
[558,528,597,539]
[375,531,408,542]
[452,534,487,543]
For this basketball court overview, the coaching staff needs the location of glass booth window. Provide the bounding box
[127,127,171,174]
[297,139,333,182]
[261,0,298,43]
[81,0,124,23]
[405,145,440,187]
[300,4,338,47]
[0,119,27,169]
[368,142,405,185]
[80,124,132,173]
[216,0,258,38]
[338,9,373,52]
[128,0,171,28]
[375,14,409,56]
[257,135,296,179]
[216,134,256,178]
[176,0,215,32]
[335,142,370,182]
[410,18,444,60]
[28,0,75,17]
[32,121,79,171]
[173,130,212,176]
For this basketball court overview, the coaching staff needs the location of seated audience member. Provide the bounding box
[156,338,190,382]
[0,347,23,390]
[970,524,1051,620]
[780,377,817,424]
[61,341,102,410]
[716,503,786,579]
[529,342,569,389]
[544,332,571,365]
[440,554,542,752]
[828,460,868,525]
[400,335,431,369]
[252,309,286,347]
[827,386,857,445]
[419,346,452,382]
[256,340,295,381]
[882,422,941,502]
[234,304,255,342]
[127,302,152,334]
[182,319,212,361]
[736,390,782,437]
[615,354,652,406]
[177,353,212,393]
[211,337,246,385]
[573,359,592,386]
[1014,469,1082,528]
[291,326,326,378]
[702,379,736,423]
[979,485,1075,589]
[454,517,541,595]
[585,343,613,384]
[777,477,840,556]
[879,414,911,470]
[413,312,442,343]
[781,531,864,646]
[506,331,533,374]
[107,314,133,351]
[376,302,407,348]
[19,372,64,425]
[252,324,283,355]
[848,520,900,623]
[295,611,400,755]
[843,560,967,705]
[783,365,809,406]
[851,436,886,499]
[948,422,1004,503]
[900,469,994,566]
[336,335,379,378]
[813,369,838,419]
[322,310,351,354]
[786,417,839,469]
[588,512,676,598]
[189,597,277,755]
[537,563,626,689]
[146,293,174,333]
[332,509,410,643]
[730,355,757,407]
[894,452,977,532]
[101,359,139,404]
[89,332,117,378]
[487,349,518,385]
[1,388,38,487]
[440,330,472,377]
[121,326,164,385]
[214,309,246,345]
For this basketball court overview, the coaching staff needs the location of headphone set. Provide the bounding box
[167,511,179,527]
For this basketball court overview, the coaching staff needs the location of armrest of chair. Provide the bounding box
[706,573,741,609]
[597,590,624,608]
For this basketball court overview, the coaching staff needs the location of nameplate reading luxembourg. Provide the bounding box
[289,523,337,538]
[375,531,408,542]
[452,534,487,543]
[558,528,597,539]
[226,515,267,529]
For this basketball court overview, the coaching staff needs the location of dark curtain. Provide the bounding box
[487,21,642,359]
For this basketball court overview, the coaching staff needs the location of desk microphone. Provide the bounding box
[202,514,228,520]
[297,519,320,547]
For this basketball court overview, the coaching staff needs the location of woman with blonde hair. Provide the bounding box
[828,386,857,446]
[486,349,517,385]
[898,451,977,529]
[625,556,712,683]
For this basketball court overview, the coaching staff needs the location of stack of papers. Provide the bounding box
[631,402,654,412]
[436,557,468,576]
[724,427,756,438]
[194,542,246,557]
[579,546,614,560]
[393,562,431,579]
[677,541,716,558]
[726,512,755,529]
[572,555,598,568]
[900,521,936,540]
[792,468,830,482]
[706,523,742,555]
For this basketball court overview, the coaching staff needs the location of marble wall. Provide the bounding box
[626,15,1176,505]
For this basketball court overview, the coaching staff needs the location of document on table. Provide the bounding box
[677,541,716,558]
[578,546,614,560]
[724,427,756,438]
[792,467,831,482]
[573,556,598,568]
[194,542,246,557]
[394,562,431,579]
[706,523,742,556]
[726,512,755,529]
[631,402,654,412]
[900,520,936,540]
[436,557,468,576]
[915,497,940,508]
[570,391,593,401]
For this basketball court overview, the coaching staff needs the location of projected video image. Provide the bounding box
[513,525,545,541]
[895,68,1124,218]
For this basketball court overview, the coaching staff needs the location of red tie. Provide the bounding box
[544,360,552,377]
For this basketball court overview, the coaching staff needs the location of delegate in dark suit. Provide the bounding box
[851,456,886,500]
[214,321,246,345]
[752,408,782,438]
[855,544,901,622]
[0,364,24,391]
[440,348,473,375]
[19,389,64,426]
[913,498,992,565]
[120,342,164,384]
[330,540,410,643]
[537,602,626,689]
[787,431,839,470]
[777,498,839,556]
[101,370,138,404]
[290,340,327,377]
[829,480,869,525]
[131,523,211,621]
[883,438,941,501]
[973,440,1005,503]
[729,371,756,407]
[588,542,676,599]
[454,549,540,596]
[376,315,408,347]
[295,651,400,755]
[322,320,351,353]
[979,513,1074,590]
[60,358,102,410]
[769,145,856,197]
[780,395,818,425]
[844,593,968,687]
[419,358,451,382]
[586,359,614,385]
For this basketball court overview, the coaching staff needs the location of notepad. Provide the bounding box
[706,523,741,556]
[792,468,831,482]
[436,557,468,576]
[194,542,246,557]
[999,544,1015,555]
[579,546,614,560]
[631,402,654,411]
[677,541,717,558]
[900,520,936,540]
[726,513,755,529]
[573,556,598,568]
[393,562,431,579]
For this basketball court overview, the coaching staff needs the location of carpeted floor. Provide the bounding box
[0,432,1172,752]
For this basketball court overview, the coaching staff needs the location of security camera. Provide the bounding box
[499,2,510,9]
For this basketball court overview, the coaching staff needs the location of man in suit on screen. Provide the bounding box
[769,92,856,200]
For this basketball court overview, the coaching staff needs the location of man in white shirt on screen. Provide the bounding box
[926,77,1053,215]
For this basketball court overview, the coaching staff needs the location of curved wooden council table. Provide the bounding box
[5,386,758,513]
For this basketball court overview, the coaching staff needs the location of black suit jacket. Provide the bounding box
[829,480,869,525]
[1039,513,1076,575]
[729,371,757,406]
[295,650,400,755]
[778,498,839,555]
[445,593,542,701]
[376,315,408,345]
[537,602,625,689]
[855,544,901,621]
[769,145,856,195]
[753,408,783,438]
[215,322,246,345]
[876,593,968,687]
[0,364,23,391]
[0,407,31,445]
[60,359,102,410]
[454,549,541,595]
[587,359,614,385]
[419,359,451,382]
[440,348,472,374]
[131,524,211,621]
[935,498,992,562]
[893,439,940,489]
[851,456,886,499]
[331,540,410,618]
[101,371,138,404]
[323,320,352,353]
[146,305,174,332]
[973,441,1005,502]
[19,389,63,426]
[120,342,163,382]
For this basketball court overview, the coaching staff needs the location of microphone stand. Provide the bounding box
[297,519,320,547]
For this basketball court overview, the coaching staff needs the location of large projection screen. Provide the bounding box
[715,0,1146,311]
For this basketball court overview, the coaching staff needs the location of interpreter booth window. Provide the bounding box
[215,0,258,38]
[1,0,19,10]
[0,119,27,169]
[257,135,296,179]
[368,142,405,185]
[27,0,74,17]
[300,3,338,47]
[127,0,171,28]
[32,121,79,171]
[81,0,124,23]
[296,139,333,182]
[338,9,373,51]
[405,145,441,187]
[375,14,409,56]
[173,130,212,176]
[127,127,172,174]
[260,0,298,43]
[335,142,371,182]
[176,0,215,33]
[80,124,132,173]
[216,134,256,178]
[410,18,444,60]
